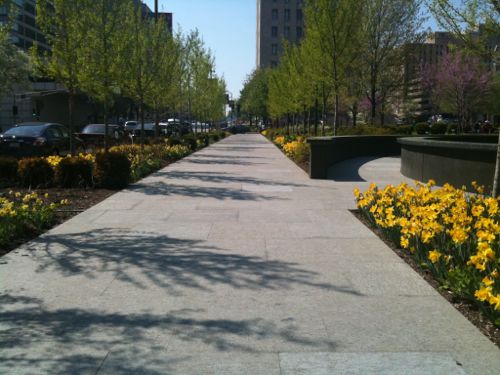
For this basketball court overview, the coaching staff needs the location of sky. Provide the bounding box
[145,0,256,99]
[144,1,443,99]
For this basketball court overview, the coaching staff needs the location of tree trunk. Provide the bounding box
[370,87,377,125]
[334,93,339,136]
[139,100,145,152]
[307,109,311,135]
[154,109,160,140]
[303,108,307,135]
[352,101,358,128]
[104,102,109,152]
[314,98,319,136]
[493,132,500,197]
[68,89,75,155]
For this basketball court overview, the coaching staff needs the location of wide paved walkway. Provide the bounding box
[1,134,499,374]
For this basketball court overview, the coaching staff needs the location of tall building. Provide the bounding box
[256,0,304,69]
[0,0,58,131]
[0,0,50,53]
[402,29,499,120]
[0,1,173,131]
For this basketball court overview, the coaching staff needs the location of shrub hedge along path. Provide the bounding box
[1,134,499,375]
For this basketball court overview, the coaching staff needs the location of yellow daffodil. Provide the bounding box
[428,250,442,264]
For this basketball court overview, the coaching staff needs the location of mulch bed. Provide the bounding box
[0,188,116,257]
[351,209,500,349]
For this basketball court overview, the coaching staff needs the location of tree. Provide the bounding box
[122,4,160,150]
[429,0,500,196]
[34,0,88,154]
[144,30,182,139]
[422,51,492,131]
[78,0,131,150]
[304,0,365,134]
[0,0,30,103]
[240,69,269,125]
[361,0,424,125]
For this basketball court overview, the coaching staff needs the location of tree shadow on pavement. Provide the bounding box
[190,154,268,160]
[128,181,288,201]
[25,229,361,297]
[0,294,338,374]
[183,158,266,166]
[151,171,307,187]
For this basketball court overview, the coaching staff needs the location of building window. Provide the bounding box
[284,9,290,22]
[284,26,290,39]
[272,44,278,55]
[271,26,278,37]
[296,9,303,22]
[272,9,278,20]
[296,26,303,39]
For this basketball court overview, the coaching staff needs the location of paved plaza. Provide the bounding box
[1,134,499,374]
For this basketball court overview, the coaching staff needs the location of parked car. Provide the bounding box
[129,122,168,142]
[124,120,138,134]
[0,122,84,158]
[164,119,192,136]
[77,124,124,148]
[228,124,248,134]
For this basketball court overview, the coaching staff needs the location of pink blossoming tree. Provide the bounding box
[422,51,492,132]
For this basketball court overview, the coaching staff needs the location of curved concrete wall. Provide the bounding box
[307,136,403,179]
[398,136,497,190]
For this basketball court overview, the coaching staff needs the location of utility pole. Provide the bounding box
[154,0,158,22]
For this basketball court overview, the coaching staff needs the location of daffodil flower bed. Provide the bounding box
[0,191,66,247]
[110,144,191,182]
[267,133,310,164]
[354,181,500,324]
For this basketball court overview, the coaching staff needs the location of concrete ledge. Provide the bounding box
[398,136,498,190]
[307,136,403,179]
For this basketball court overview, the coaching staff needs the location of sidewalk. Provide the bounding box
[1,134,499,374]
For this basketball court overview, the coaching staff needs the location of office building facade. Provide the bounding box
[0,1,173,131]
[0,0,50,53]
[256,0,304,69]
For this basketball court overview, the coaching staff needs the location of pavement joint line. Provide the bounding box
[94,351,110,375]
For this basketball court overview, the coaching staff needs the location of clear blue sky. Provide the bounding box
[144,1,443,99]
[145,0,256,99]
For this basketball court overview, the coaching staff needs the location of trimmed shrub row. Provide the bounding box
[2,131,229,190]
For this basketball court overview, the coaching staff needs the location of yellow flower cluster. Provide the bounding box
[282,140,310,163]
[274,136,286,147]
[0,191,61,246]
[46,155,63,168]
[0,197,16,218]
[77,153,96,164]
[46,154,95,169]
[354,181,499,315]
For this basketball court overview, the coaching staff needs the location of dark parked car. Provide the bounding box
[228,124,248,134]
[77,124,124,148]
[124,120,138,134]
[129,123,168,142]
[164,119,192,136]
[0,122,84,158]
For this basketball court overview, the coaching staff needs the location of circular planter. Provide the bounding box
[398,135,497,191]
